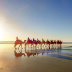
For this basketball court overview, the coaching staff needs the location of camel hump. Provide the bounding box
[15,40,23,44]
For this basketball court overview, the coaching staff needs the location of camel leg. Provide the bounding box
[52,44,54,49]
[18,44,21,49]
[31,44,32,48]
[49,44,50,49]
[35,45,37,50]
[25,43,26,48]
[18,44,20,49]
[60,44,61,48]
[28,44,29,48]
[14,44,17,49]
[19,44,22,50]
[41,44,42,49]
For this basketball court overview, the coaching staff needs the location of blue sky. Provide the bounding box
[0,0,72,41]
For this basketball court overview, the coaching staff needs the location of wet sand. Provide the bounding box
[0,55,72,72]
[0,44,72,72]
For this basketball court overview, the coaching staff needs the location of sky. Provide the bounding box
[0,0,72,42]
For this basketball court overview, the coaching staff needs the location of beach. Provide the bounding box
[0,0,72,72]
[0,54,72,72]
[0,44,72,72]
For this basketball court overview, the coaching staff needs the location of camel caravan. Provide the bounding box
[14,37,62,50]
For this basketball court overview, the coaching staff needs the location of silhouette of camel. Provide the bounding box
[14,37,26,48]
[37,38,42,48]
[46,40,50,49]
[37,38,41,44]
[60,40,62,48]
[26,37,33,48]
[57,40,62,48]
[14,37,62,50]
[32,38,37,48]
[50,40,54,49]
[41,38,46,48]
[42,38,45,44]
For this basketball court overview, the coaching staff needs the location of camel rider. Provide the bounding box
[16,36,19,40]
[28,37,30,41]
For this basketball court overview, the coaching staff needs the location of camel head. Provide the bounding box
[24,40,26,43]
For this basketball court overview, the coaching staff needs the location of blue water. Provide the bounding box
[38,44,72,60]
[26,44,72,60]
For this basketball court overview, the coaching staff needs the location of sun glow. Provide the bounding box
[0,20,5,41]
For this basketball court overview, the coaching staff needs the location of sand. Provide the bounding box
[0,44,72,72]
[0,55,72,72]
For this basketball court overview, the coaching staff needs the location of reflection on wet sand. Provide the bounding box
[14,46,40,57]
[14,45,72,60]
[14,37,62,50]
[0,44,72,72]
[14,45,59,57]
[14,48,25,57]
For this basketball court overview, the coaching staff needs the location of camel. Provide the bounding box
[26,37,33,48]
[57,40,62,48]
[46,40,50,49]
[14,37,62,50]
[37,38,42,49]
[14,37,26,49]
[50,40,54,49]
[41,38,46,48]
[54,40,56,49]
[60,40,62,48]
[33,38,37,48]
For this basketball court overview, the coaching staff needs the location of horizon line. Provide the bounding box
[0,41,72,44]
